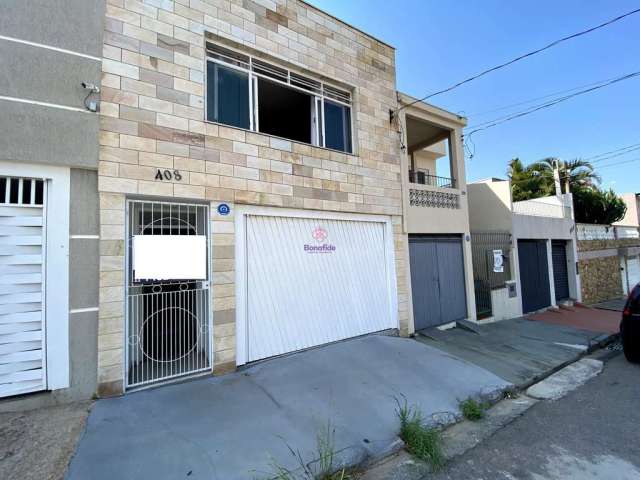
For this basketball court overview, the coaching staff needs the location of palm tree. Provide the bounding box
[529,157,601,194]
[507,158,553,201]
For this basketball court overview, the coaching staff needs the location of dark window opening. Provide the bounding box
[34,180,44,205]
[324,100,352,153]
[9,178,19,204]
[21,180,32,204]
[0,178,6,203]
[206,62,250,130]
[257,78,312,144]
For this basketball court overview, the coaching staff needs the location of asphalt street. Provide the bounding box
[428,352,640,480]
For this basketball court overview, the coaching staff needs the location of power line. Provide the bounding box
[464,71,640,136]
[396,7,640,112]
[464,74,634,119]
[588,146,640,164]
[582,142,640,161]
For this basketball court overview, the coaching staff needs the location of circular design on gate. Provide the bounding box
[311,226,328,243]
[138,306,201,363]
[152,284,162,294]
[217,203,230,216]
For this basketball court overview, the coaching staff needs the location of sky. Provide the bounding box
[307,0,640,194]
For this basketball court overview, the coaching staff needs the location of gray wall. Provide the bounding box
[0,1,103,410]
[0,0,104,169]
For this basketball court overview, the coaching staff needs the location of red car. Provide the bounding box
[621,283,640,362]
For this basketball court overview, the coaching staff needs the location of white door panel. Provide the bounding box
[245,214,394,362]
[628,256,640,290]
[0,179,46,398]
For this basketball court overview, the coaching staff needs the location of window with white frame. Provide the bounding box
[205,42,353,154]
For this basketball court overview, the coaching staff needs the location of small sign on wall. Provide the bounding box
[133,235,207,280]
[155,169,183,181]
[493,249,504,273]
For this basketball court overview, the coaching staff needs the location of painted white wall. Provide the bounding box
[614,193,640,227]
[490,286,520,321]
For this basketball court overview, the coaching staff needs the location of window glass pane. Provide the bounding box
[324,100,352,153]
[206,62,250,130]
[257,77,312,144]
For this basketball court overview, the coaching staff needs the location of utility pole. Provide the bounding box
[553,159,562,197]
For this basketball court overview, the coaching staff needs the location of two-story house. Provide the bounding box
[1,0,481,404]
[395,93,477,332]
[95,0,411,395]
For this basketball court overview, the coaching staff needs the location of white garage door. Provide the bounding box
[0,177,46,397]
[244,213,396,363]
[627,256,640,291]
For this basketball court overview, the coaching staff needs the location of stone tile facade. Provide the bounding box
[577,238,640,304]
[97,0,406,395]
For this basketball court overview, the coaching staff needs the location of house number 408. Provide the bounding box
[155,169,183,181]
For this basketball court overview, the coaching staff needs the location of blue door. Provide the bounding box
[409,236,468,330]
[518,239,551,313]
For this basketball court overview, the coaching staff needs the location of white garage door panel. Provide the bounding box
[246,215,393,362]
[628,256,640,288]
[0,199,46,398]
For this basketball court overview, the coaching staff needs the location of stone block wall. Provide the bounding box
[577,238,640,305]
[578,256,622,305]
[97,0,406,395]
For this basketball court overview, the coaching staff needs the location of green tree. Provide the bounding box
[573,187,627,224]
[507,158,553,201]
[528,157,601,194]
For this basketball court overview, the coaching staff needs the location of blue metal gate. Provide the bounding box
[518,239,551,313]
[552,241,570,301]
[409,236,467,330]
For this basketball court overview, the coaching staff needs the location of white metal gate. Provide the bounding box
[0,176,47,397]
[623,255,640,294]
[125,200,211,390]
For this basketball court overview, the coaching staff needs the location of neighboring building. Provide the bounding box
[576,222,640,301]
[96,0,408,395]
[396,94,477,331]
[614,193,640,228]
[580,192,640,300]
[0,1,104,408]
[468,179,580,320]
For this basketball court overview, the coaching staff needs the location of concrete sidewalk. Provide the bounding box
[416,315,614,388]
[528,304,620,334]
[66,335,510,480]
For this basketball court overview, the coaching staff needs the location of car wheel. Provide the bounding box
[623,335,640,363]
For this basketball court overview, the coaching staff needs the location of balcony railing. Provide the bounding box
[408,170,456,189]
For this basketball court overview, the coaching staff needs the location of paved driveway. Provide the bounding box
[66,335,509,480]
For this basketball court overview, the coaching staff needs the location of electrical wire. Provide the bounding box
[396,7,640,112]
[464,71,640,136]
[582,142,640,161]
[464,74,636,120]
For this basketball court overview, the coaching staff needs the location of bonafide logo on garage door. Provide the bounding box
[304,226,336,253]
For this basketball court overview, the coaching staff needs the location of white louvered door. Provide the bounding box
[245,214,394,362]
[0,177,46,397]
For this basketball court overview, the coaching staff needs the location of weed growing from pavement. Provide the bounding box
[459,398,489,421]
[395,398,445,471]
[264,420,354,480]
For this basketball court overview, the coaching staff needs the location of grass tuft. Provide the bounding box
[264,420,354,480]
[459,398,488,421]
[395,398,445,471]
